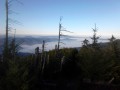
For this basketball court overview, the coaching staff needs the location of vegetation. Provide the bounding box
[1,1,120,90]
[1,34,120,90]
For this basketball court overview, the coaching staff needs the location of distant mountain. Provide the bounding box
[0,35,77,54]
[0,35,77,46]
[99,39,120,48]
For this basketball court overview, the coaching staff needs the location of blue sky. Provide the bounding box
[0,0,120,37]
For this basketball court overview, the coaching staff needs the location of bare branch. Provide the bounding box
[60,42,66,45]
[8,0,14,4]
[8,18,22,25]
[15,0,24,5]
[9,0,23,5]
[61,30,74,33]
[60,34,70,37]
[9,10,19,15]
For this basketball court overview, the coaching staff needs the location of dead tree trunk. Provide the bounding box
[41,40,46,74]
[5,0,9,56]
[58,18,62,50]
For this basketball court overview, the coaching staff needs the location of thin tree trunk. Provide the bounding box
[58,23,61,50]
[5,0,9,56]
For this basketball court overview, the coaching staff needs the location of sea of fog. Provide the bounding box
[19,36,109,53]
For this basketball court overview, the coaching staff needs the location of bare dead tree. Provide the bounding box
[5,0,9,56]
[57,17,73,50]
[58,17,62,50]
[41,40,46,75]
[4,0,22,58]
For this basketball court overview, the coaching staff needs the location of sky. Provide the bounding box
[0,0,120,37]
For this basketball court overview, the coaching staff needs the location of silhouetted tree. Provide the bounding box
[91,24,100,49]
